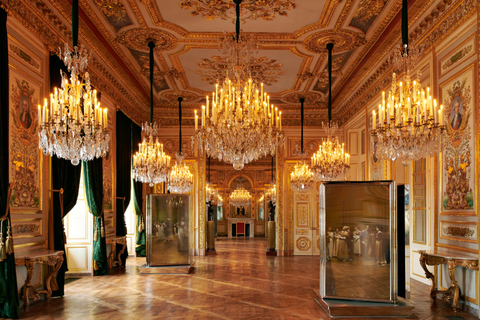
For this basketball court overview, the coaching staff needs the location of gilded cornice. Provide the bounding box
[1,0,68,51]
[414,0,479,56]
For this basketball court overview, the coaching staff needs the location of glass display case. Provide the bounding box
[146,194,191,267]
[319,181,397,303]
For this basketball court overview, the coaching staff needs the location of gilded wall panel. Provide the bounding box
[440,65,475,214]
[8,66,41,211]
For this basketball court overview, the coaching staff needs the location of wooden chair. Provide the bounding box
[236,221,245,237]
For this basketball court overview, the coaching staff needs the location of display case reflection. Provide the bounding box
[147,194,191,267]
[320,181,397,303]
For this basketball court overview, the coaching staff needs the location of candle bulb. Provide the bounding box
[195,110,198,131]
[373,110,376,130]
[38,104,41,125]
[202,105,205,127]
[206,96,209,117]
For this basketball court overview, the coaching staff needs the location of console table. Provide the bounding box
[419,249,479,312]
[227,218,254,237]
[15,250,64,309]
[106,236,127,269]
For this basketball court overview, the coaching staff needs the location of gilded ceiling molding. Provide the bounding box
[302,30,365,54]
[125,0,147,28]
[161,90,202,103]
[92,0,132,31]
[179,0,296,22]
[336,0,477,125]
[318,0,343,28]
[283,92,323,105]
[196,56,285,86]
[116,28,179,52]
[139,0,163,25]
[334,0,356,29]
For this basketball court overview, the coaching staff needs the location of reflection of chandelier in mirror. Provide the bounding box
[38,0,109,165]
[310,43,350,181]
[166,196,184,208]
[371,0,446,163]
[168,97,194,194]
[132,42,171,187]
[230,183,252,208]
[290,98,314,192]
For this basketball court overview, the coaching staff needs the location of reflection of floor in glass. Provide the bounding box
[326,255,390,300]
[150,235,190,266]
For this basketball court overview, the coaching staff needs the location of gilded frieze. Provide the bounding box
[180,0,296,22]
[440,40,474,76]
[8,42,40,74]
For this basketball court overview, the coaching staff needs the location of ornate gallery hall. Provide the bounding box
[0,0,479,319]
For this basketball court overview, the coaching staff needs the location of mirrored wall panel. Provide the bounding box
[147,194,191,266]
[319,181,397,303]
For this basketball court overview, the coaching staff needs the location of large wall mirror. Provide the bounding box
[319,181,397,303]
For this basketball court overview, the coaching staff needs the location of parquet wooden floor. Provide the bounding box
[19,238,478,319]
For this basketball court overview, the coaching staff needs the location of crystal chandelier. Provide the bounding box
[229,183,252,208]
[132,42,171,187]
[192,0,283,170]
[311,43,350,181]
[193,77,283,170]
[290,98,314,192]
[371,0,446,163]
[168,97,193,193]
[38,0,109,165]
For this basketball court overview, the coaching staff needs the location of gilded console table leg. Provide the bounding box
[447,260,460,312]
[23,259,38,310]
[116,238,127,267]
[43,254,64,299]
[419,254,437,300]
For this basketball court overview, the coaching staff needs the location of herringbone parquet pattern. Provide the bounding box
[19,238,478,319]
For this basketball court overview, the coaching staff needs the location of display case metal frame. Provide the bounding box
[319,181,398,303]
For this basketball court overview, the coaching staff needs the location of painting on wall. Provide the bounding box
[9,67,41,210]
[440,66,475,213]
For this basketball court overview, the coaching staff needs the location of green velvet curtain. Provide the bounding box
[0,8,20,319]
[50,55,82,297]
[83,158,108,275]
[132,123,145,256]
[116,111,132,265]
